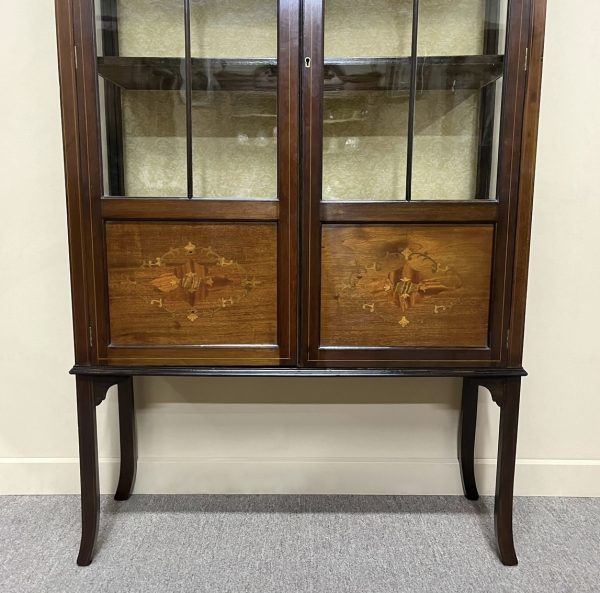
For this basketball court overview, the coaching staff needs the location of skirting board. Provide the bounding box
[1,458,600,496]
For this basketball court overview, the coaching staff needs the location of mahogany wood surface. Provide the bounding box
[106,222,278,347]
[54,0,547,568]
[320,224,494,348]
[114,377,137,501]
[458,378,480,501]
[508,0,547,366]
[101,198,280,221]
[75,376,99,567]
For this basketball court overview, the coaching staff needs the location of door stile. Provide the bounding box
[277,0,301,363]
[300,0,325,365]
[493,0,531,365]
[72,0,112,363]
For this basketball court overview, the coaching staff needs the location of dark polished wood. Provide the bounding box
[55,0,92,366]
[75,376,99,567]
[99,0,124,196]
[72,365,526,378]
[56,0,546,568]
[493,377,521,567]
[508,0,548,366]
[494,0,532,366]
[458,378,480,500]
[183,0,193,198]
[406,0,419,201]
[115,377,137,501]
[277,0,301,363]
[101,198,279,221]
[320,200,498,223]
[301,0,324,366]
[76,375,133,565]
[475,0,502,200]
[476,376,522,566]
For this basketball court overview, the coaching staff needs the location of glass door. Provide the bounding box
[303,0,526,366]
[90,0,299,365]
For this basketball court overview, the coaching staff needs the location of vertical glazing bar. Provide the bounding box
[184,0,194,198]
[476,0,502,199]
[101,0,124,196]
[405,0,419,201]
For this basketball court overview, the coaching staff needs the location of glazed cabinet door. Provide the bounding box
[71,0,299,365]
[301,0,531,367]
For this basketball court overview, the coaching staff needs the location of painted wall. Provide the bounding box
[1,0,599,495]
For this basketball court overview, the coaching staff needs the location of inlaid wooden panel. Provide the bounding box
[320,225,494,348]
[106,223,277,346]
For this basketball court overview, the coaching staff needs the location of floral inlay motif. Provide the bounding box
[134,242,263,324]
[334,243,463,328]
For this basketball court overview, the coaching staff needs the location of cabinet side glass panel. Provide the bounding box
[95,0,188,197]
[189,0,278,200]
[322,0,413,202]
[412,0,507,200]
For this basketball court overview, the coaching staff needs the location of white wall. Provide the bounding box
[1,0,599,496]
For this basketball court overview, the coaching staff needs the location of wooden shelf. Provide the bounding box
[97,57,277,91]
[98,55,504,92]
[324,55,504,92]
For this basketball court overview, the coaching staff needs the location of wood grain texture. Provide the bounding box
[101,198,279,221]
[320,225,494,348]
[106,223,277,346]
[55,0,92,364]
[508,0,547,366]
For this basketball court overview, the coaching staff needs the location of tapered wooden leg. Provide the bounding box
[75,376,100,567]
[486,377,521,566]
[458,378,479,500]
[75,375,125,566]
[115,377,137,501]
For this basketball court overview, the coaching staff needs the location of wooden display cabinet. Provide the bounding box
[55,0,547,566]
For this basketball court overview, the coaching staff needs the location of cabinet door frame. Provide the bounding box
[300,0,533,367]
[57,0,300,366]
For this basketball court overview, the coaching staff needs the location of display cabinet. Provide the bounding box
[55,0,547,566]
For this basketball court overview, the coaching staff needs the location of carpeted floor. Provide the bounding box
[1,496,599,593]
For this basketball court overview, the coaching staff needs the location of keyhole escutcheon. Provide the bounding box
[305,56,311,68]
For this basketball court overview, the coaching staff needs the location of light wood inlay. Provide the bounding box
[320,224,494,348]
[106,223,278,346]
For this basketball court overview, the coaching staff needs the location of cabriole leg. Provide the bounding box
[115,377,137,501]
[458,378,479,500]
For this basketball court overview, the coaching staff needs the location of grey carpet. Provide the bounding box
[1,496,599,593]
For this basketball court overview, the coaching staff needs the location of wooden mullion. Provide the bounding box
[184,0,194,198]
[405,0,419,201]
[475,0,502,200]
[101,0,124,196]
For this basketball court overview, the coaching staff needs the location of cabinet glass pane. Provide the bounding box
[189,0,278,199]
[412,0,507,200]
[322,0,413,202]
[96,0,187,197]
